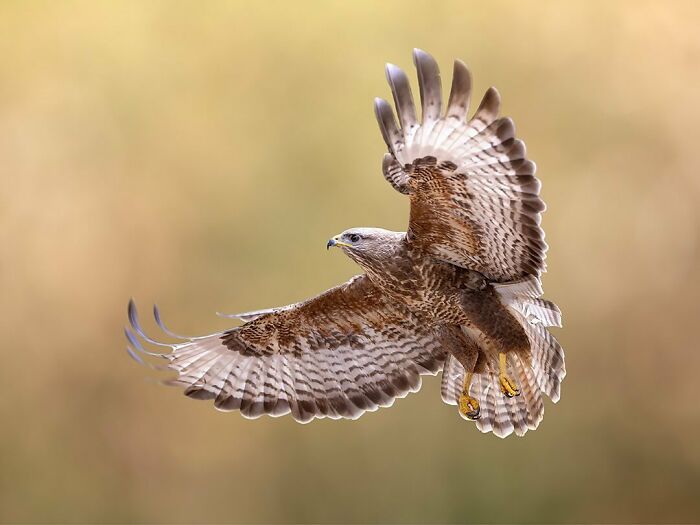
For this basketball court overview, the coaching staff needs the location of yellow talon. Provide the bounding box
[458,372,480,420]
[459,393,480,420]
[498,352,520,398]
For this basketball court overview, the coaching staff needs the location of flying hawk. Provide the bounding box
[126,49,564,438]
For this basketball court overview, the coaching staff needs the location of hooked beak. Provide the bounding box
[327,235,351,250]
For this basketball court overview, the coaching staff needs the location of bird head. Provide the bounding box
[327,227,404,268]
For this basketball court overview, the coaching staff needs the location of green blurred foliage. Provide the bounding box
[1,1,699,523]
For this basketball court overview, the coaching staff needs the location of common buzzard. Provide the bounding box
[126,49,564,438]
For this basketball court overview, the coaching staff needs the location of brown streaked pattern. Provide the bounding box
[126,275,447,423]
[381,153,411,195]
[374,49,548,281]
[126,50,565,439]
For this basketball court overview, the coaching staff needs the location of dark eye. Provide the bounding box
[348,234,360,243]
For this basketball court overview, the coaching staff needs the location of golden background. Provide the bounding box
[2,1,699,523]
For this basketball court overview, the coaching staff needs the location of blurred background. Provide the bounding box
[1,1,699,523]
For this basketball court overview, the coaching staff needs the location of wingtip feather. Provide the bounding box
[153,303,191,339]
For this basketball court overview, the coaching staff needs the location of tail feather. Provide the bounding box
[496,276,565,402]
[474,372,497,435]
[513,355,545,430]
[504,360,530,437]
[492,385,516,438]
[526,298,562,328]
[476,356,543,438]
[492,276,543,299]
[495,278,561,328]
[520,320,566,402]
[439,354,463,406]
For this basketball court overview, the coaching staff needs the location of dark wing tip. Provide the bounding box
[126,298,172,348]
[411,48,432,64]
[126,345,145,365]
[484,86,502,109]
[411,49,442,123]
[124,326,166,357]
[453,57,469,70]
[452,59,473,87]
[127,297,136,318]
[373,96,398,149]
[153,304,191,340]
[471,86,501,123]
[384,62,401,80]
[127,297,140,331]
[446,59,473,121]
[384,62,417,128]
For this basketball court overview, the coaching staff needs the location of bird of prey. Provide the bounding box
[126,49,564,438]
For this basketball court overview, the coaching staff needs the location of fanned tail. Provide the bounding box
[440,276,564,438]
[441,352,544,438]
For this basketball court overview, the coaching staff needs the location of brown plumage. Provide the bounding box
[126,49,564,438]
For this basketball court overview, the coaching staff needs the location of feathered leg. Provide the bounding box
[459,287,528,399]
[459,370,480,420]
[435,325,482,420]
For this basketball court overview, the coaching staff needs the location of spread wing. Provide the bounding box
[126,275,446,422]
[374,49,547,282]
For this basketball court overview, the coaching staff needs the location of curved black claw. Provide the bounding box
[504,388,521,398]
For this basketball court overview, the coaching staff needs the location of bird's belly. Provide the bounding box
[393,286,467,326]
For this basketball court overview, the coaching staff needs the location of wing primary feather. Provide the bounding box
[374,97,401,152]
[124,327,168,357]
[412,48,442,124]
[217,307,278,321]
[446,59,472,121]
[471,86,501,125]
[385,63,417,129]
[128,299,172,348]
[126,346,170,371]
[126,345,145,365]
[153,304,193,340]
